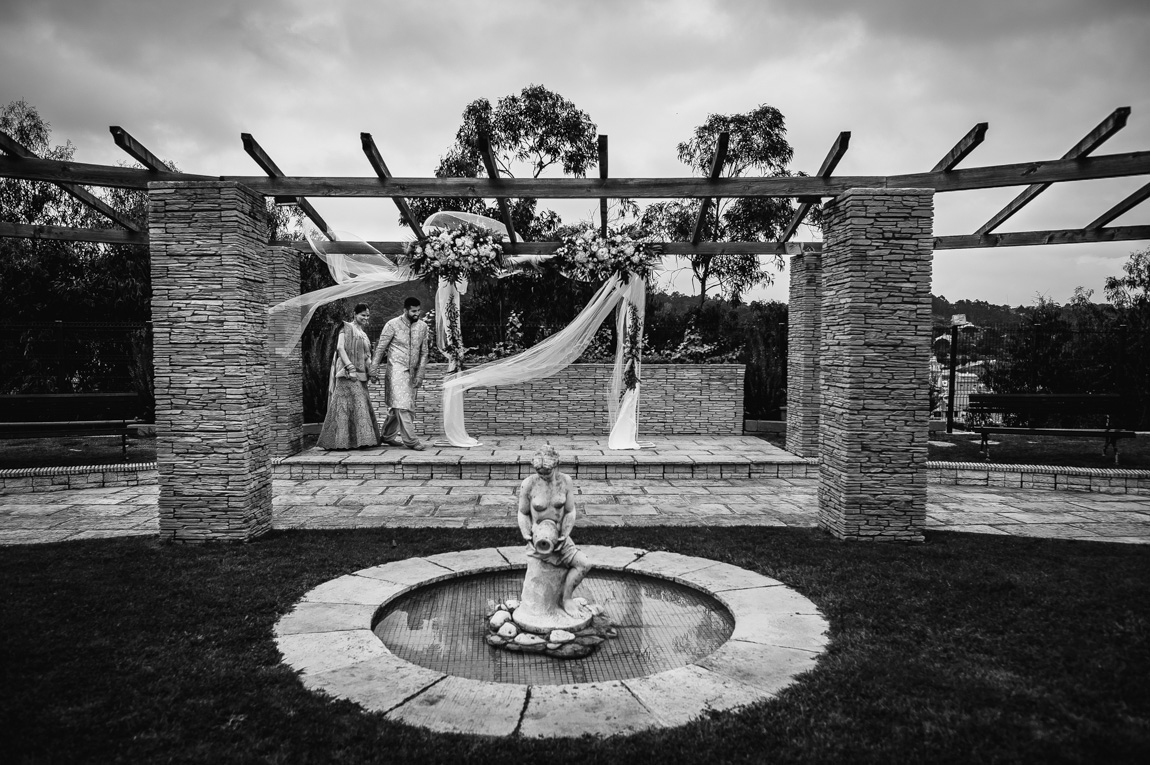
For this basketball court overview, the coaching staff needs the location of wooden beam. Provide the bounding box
[598,134,609,238]
[976,107,1131,235]
[932,123,989,172]
[476,131,517,250]
[109,126,171,171]
[0,221,147,245]
[691,132,729,245]
[0,130,142,232]
[241,132,333,238]
[1085,180,1150,229]
[780,131,851,243]
[360,132,425,239]
[273,223,1150,255]
[4,150,1150,197]
[935,224,1150,249]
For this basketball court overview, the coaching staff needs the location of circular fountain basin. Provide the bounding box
[275,545,828,738]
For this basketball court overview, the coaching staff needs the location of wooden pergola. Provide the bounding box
[2,107,1148,545]
[1,106,1148,254]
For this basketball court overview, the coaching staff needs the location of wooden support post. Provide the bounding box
[0,130,141,231]
[691,132,729,245]
[360,132,425,239]
[976,107,1131,235]
[109,126,172,171]
[477,131,517,251]
[598,134,609,238]
[781,131,850,243]
[241,133,334,238]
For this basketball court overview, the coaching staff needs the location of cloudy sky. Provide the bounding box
[3,0,1148,306]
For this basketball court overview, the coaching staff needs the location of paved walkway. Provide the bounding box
[1,478,1147,545]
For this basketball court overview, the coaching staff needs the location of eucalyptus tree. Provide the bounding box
[640,104,801,307]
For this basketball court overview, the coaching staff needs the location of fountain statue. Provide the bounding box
[485,446,614,658]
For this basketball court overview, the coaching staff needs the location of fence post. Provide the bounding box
[946,324,959,433]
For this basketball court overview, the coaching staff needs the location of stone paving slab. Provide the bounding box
[1,476,1147,544]
[519,681,661,738]
[386,675,526,737]
[303,654,444,714]
[622,664,767,727]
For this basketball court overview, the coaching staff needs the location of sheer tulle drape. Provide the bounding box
[607,276,649,449]
[268,232,414,356]
[442,274,648,448]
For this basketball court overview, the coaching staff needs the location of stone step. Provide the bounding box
[275,436,816,482]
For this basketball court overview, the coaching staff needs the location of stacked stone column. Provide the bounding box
[149,182,274,542]
[817,189,933,542]
[266,246,304,458]
[786,251,822,457]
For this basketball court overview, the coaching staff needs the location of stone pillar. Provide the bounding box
[267,245,304,458]
[786,251,821,457]
[149,182,273,543]
[817,189,934,542]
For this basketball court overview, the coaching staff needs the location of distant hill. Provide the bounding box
[932,296,1024,327]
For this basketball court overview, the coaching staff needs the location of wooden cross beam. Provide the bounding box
[0,221,146,244]
[1085,180,1150,230]
[691,132,729,245]
[936,224,1150,249]
[240,133,334,239]
[780,131,851,243]
[976,107,1131,235]
[477,131,517,250]
[598,134,609,238]
[109,126,171,171]
[5,150,1150,197]
[0,129,142,232]
[932,123,989,172]
[360,133,425,239]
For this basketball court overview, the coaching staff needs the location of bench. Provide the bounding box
[965,393,1136,464]
[0,392,143,460]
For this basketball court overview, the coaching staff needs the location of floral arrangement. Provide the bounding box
[553,227,659,283]
[405,223,504,284]
[620,303,643,396]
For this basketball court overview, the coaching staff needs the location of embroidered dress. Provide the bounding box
[317,322,379,449]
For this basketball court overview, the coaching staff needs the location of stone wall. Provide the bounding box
[267,246,303,458]
[817,188,934,542]
[369,363,744,437]
[786,252,821,457]
[149,181,273,543]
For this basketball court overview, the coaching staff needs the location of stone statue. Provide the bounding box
[514,446,593,632]
[484,446,613,658]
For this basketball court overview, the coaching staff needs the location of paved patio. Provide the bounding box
[1,477,1147,545]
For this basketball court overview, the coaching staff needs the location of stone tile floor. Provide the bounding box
[1,478,1147,545]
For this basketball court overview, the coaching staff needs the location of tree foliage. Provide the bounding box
[406,84,598,240]
[640,104,800,306]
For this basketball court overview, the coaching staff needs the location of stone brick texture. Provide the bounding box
[371,363,744,437]
[786,252,821,457]
[148,182,274,542]
[816,189,934,542]
[267,246,304,458]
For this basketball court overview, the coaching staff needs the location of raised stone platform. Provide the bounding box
[275,436,816,482]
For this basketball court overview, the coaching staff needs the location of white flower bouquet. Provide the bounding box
[553,227,659,284]
[406,222,504,284]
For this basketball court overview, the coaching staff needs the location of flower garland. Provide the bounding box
[620,303,643,397]
[553,227,659,283]
[405,222,504,284]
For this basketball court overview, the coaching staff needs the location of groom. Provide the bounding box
[372,297,430,450]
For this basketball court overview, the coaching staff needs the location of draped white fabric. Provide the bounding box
[441,273,647,448]
[268,232,415,356]
[607,276,649,449]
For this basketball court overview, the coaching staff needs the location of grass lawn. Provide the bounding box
[0,435,156,469]
[2,527,1147,763]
